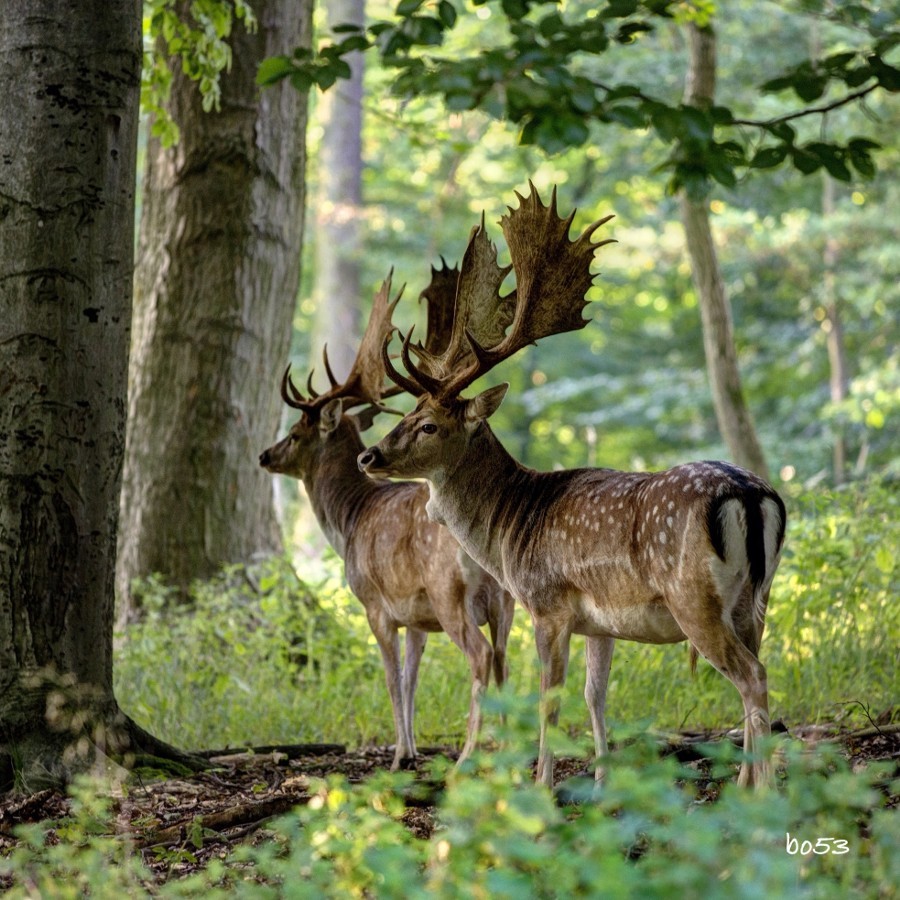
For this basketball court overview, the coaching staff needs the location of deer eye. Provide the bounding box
[421,423,437,435]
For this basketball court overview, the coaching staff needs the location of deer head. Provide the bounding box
[259,273,406,478]
[358,182,614,481]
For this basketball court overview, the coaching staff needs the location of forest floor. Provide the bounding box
[1,720,898,886]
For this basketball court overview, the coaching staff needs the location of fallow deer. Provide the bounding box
[358,184,786,789]
[259,273,514,771]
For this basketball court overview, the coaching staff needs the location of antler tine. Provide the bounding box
[381,329,427,397]
[280,365,316,411]
[435,182,614,398]
[339,271,411,408]
[305,369,320,399]
[400,325,444,395]
[322,345,339,389]
[419,256,460,356]
[407,217,515,387]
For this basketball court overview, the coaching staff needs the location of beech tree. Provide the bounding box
[311,0,367,380]
[0,0,195,792]
[679,23,769,478]
[116,0,314,607]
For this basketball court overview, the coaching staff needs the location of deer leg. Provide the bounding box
[532,615,572,788]
[673,609,771,789]
[368,612,413,771]
[441,614,493,765]
[401,628,428,761]
[488,591,514,690]
[584,635,615,785]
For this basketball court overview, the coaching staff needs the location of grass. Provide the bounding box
[113,479,899,754]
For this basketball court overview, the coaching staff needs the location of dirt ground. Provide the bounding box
[1,720,897,886]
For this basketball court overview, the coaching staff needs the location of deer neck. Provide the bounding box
[303,428,378,558]
[426,422,525,583]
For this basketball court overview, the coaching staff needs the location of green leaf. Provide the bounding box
[766,121,796,144]
[256,55,294,86]
[289,70,313,92]
[807,142,852,181]
[793,73,828,101]
[648,103,682,142]
[605,104,646,128]
[604,0,639,17]
[790,146,822,174]
[869,55,900,90]
[844,63,874,87]
[396,0,425,16]
[538,12,564,37]
[336,35,371,54]
[848,148,875,178]
[501,0,531,20]
[438,0,458,28]
[680,106,713,142]
[761,74,794,93]
[750,145,788,169]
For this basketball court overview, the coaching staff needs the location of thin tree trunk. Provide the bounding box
[117,0,313,608]
[821,173,849,484]
[679,23,770,480]
[0,0,198,792]
[312,0,365,381]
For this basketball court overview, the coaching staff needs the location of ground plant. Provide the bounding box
[114,479,898,753]
[0,707,897,897]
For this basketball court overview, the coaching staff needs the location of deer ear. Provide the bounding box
[464,383,508,423]
[319,398,343,435]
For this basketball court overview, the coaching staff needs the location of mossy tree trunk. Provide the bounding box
[0,0,198,793]
[116,0,313,610]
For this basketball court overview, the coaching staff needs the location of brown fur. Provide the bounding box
[260,402,514,770]
[360,396,786,789]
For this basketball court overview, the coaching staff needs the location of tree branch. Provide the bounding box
[731,84,879,127]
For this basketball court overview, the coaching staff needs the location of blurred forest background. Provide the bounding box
[118,0,899,752]
[3,3,897,889]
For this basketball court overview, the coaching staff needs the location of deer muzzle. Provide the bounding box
[357,446,386,475]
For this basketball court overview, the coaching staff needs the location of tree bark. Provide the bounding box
[0,0,200,792]
[679,24,770,480]
[117,0,313,607]
[821,173,849,484]
[311,0,366,381]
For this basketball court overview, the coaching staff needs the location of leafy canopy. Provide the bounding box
[258,0,900,197]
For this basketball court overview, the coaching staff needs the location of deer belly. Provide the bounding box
[379,593,443,632]
[574,595,685,644]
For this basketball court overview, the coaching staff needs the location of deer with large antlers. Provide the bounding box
[358,184,786,789]
[259,273,514,771]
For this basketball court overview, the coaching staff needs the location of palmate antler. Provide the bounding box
[383,182,614,400]
[281,273,405,415]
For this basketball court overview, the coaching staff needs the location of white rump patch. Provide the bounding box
[708,499,750,613]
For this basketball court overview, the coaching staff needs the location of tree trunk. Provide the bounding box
[679,24,770,480]
[821,173,849,484]
[117,0,314,608]
[312,0,365,381]
[0,0,199,792]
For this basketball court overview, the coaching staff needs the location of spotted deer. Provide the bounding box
[358,184,786,788]
[259,273,514,771]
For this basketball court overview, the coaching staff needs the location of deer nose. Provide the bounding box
[259,449,271,468]
[357,447,383,472]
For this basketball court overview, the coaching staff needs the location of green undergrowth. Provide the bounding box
[1,700,898,898]
[113,479,898,754]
